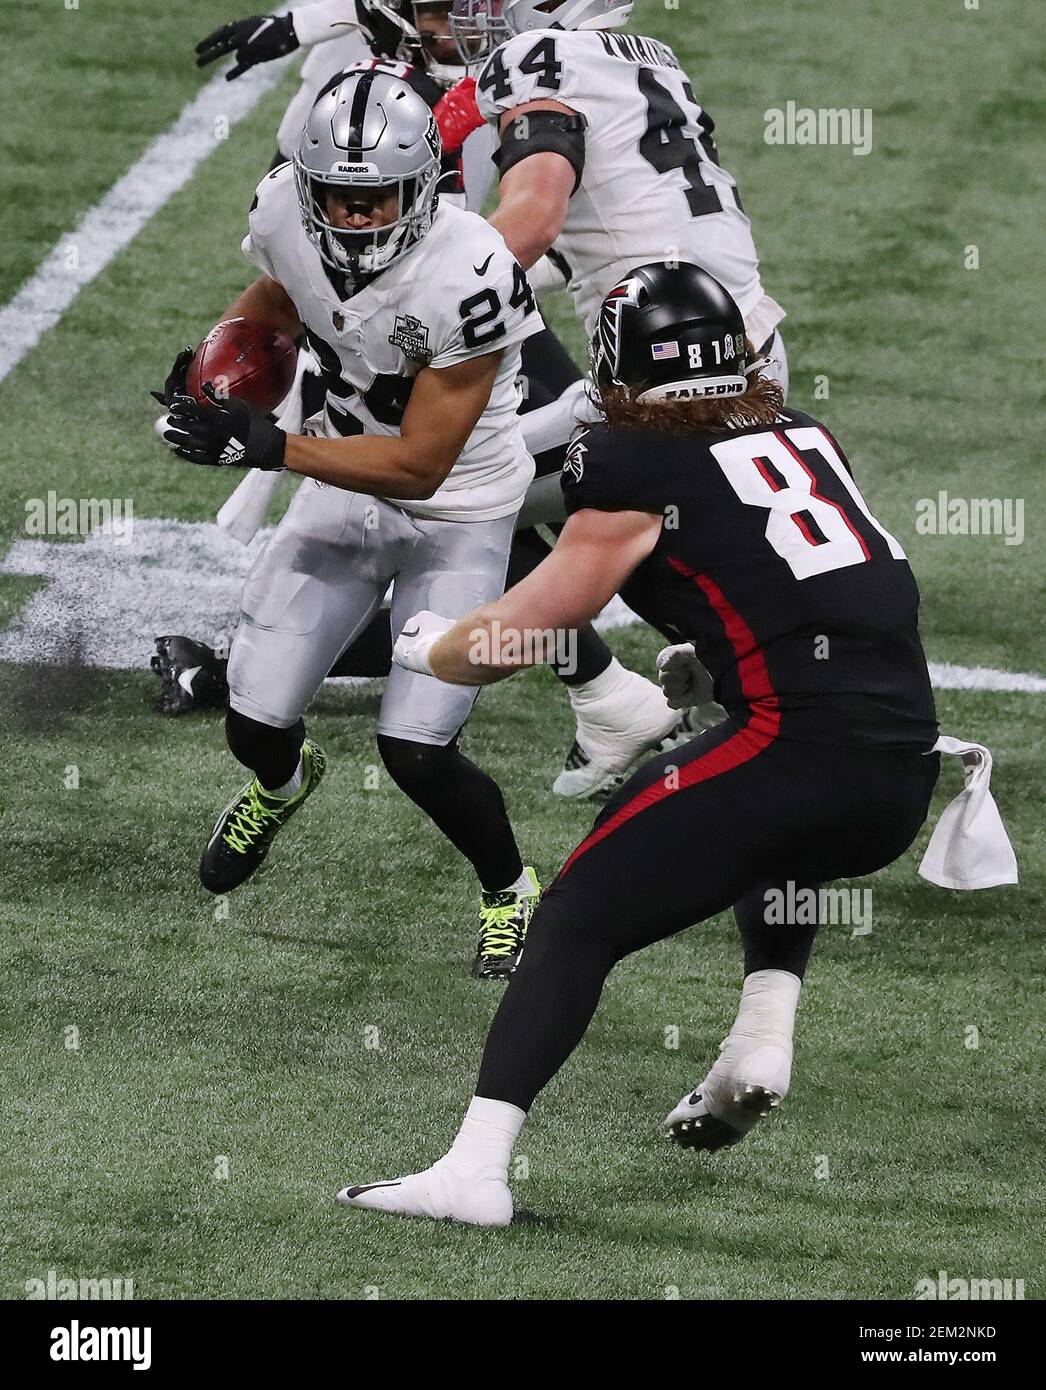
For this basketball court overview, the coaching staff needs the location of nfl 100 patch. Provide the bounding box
[388,314,432,363]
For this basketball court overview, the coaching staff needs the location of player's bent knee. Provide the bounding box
[376,733,456,793]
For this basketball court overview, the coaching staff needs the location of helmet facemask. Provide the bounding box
[294,162,440,278]
[449,0,509,67]
[409,2,472,85]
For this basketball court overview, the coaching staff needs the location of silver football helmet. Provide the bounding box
[449,0,509,67]
[293,68,441,278]
[501,0,632,37]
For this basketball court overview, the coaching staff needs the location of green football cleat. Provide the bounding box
[199,738,327,894]
[472,866,540,980]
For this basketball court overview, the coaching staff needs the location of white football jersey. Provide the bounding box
[476,29,784,344]
[243,164,542,521]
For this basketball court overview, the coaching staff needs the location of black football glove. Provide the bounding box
[163,383,287,470]
[151,636,230,716]
[195,14,299,80]
[151,346,194,409]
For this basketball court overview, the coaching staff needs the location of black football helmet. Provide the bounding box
[590,262,750,404]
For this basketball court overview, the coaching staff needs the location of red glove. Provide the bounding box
[434,77,484,155]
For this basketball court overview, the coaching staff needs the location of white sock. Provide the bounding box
[266,756,303,800]
[730,969,802,1046]
[566,656,629,710]
[496,867,536,897]
[448,1096,526,1172]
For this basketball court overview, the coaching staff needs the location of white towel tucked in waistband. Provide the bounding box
[918,735,1019,890]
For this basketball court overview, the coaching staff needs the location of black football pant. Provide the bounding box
[475,722,939,1111]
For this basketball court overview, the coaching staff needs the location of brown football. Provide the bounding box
[186,317,297,412]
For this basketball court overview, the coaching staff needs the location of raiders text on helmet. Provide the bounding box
[591,262,751,403]
[293,68,442,278]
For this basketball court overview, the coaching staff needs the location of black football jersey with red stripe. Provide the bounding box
[561,408,938,750]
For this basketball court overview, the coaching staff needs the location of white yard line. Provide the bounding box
[0,58,288,383]
[926,662,1046,694]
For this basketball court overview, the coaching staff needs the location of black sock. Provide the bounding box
[476,891,620,1111]
[733,881,822,980]
[376,733,523,893]
[226,707,305,791]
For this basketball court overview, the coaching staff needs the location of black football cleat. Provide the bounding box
[199,739,326,893]
[471,867,540,979]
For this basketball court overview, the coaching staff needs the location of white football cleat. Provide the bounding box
[337,1153,513,1227]
[553,661,694,800]
[666,970,800,1151]
[664,1043,791,1152]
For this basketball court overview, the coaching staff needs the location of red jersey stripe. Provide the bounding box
[558,562,780,878]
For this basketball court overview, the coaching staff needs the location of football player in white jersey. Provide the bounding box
[161,2,689,806]
[195,0,498,192]
[163,70,545,978]
[440,0,789,791]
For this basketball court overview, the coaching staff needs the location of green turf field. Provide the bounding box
[1,0,1043,1300]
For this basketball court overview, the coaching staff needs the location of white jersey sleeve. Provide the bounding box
[475,29,593,121]
[426,225,543,370]
[240,166,290,283]
[290,0,363,48]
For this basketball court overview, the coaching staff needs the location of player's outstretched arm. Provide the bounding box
[195,13,300,80]
[398,508,664,686]
[283,350,503,498]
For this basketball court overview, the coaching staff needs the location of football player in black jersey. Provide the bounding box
[336,261,941,1225]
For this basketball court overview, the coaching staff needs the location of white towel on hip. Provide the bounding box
[918,735,1018,890]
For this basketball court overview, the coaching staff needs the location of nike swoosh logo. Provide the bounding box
[474,253,494,275]
[340,1181,402,1198]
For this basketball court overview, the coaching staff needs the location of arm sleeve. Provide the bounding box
[291,0,362,47]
